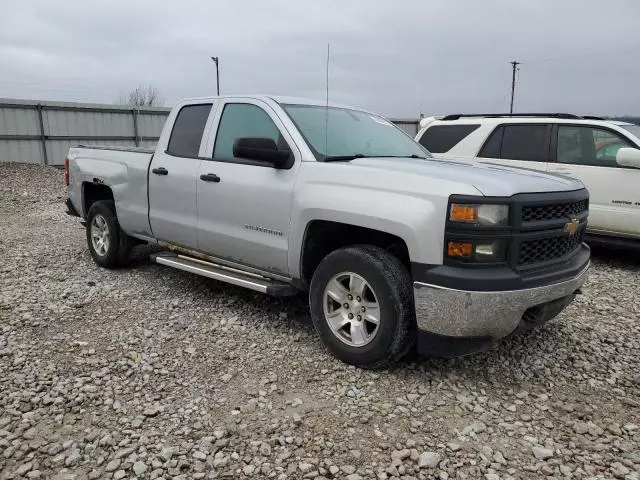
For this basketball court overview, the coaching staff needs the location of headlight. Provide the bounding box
[449,203,509,226]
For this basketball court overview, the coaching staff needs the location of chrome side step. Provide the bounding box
[150,252,297,297]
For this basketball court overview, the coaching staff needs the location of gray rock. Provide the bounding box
[574,421,589,434]
[159,447,176,462]
[133,461,147,476]
[105,459,121,472]
[65,449,82,467]
[192,450,207,461]
[299,462,314,473]
[391,449,411,460]
[15,462,33,476]
[259,442,271,456]
[342,465,356,474]
[447,442,461,452]
[418,452,441,468]
[532,446,554,460]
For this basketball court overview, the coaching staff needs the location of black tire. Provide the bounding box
[85,200,132,268]
[309,245,416,369]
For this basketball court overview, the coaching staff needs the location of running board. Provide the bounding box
[151,252,297,296]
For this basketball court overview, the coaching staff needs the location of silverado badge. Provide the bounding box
[564,218,580,236]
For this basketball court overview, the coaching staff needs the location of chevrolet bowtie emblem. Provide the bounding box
[564,218,580,236]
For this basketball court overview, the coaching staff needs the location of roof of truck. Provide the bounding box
[178,94,370,113]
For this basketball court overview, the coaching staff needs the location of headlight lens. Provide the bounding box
[449,203,509,226]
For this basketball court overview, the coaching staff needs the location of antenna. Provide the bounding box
[325,43,330,157]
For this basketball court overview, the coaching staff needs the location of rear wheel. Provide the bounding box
[309,245,416,369]
[86,200,132,268]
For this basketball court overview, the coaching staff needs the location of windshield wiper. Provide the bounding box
[323,154,365,162]
[378,154,428,159]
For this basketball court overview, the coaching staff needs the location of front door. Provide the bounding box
[148,103,213,248]
[196,99,299,275]
[547,124,640,237]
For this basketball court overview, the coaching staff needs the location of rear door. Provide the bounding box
[476,123,552,173]
[547,124,640,237]
[148,103,213,248]
[195,99,300,275]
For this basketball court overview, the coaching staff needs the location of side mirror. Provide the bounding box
[616,147,640,169]
[233,137,292,168]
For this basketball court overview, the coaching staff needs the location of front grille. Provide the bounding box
[521,199,588,223]
[518,229,585,265]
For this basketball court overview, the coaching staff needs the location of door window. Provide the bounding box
[479,126,504,158]
[478,124,550,161]
[557,125,633,167]
[500,125,550,161]
[213,103,291,161]
[167,104,212,157]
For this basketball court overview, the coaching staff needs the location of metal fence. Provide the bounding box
[0,99,170,166]
[0,98,420,166]
[390,119,420,138]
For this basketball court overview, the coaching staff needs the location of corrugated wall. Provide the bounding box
[0,99,170,166]
[0,98,420,165]
[390,119,420,137]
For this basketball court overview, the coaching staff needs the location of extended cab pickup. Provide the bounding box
[65,95,590,368]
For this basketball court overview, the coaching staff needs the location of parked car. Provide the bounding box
[65,96,590,367]
[416,113,640,247]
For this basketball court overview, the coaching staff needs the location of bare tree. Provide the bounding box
[118,85,163,107]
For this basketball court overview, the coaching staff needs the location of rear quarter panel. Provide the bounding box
[68,147,154,237]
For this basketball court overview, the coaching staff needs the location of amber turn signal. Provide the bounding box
[447,241,473,257]
[450,204,477,222]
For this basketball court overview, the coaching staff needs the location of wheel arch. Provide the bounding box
[82,182,114,218]
[298,219,412,290]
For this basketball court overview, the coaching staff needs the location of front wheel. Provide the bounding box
[309,245,416,369]
[86,200,132,268]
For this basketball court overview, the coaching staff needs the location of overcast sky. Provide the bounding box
[1,0,639,117]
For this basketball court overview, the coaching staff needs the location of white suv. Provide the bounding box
[416,114,640,246]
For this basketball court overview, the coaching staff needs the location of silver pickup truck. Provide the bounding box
[65,95,590,368]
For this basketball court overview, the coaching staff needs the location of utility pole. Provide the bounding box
[211,57,220,95]
[509,61,520,114]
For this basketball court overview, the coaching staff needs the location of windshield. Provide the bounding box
[282,104,431,161]
[621,124,640,140]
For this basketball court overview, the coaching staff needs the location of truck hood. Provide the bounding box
[347,156,583,196]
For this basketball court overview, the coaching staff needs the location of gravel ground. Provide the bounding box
[0,163,638,480]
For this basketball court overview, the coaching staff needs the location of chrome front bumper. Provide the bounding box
[413,264,589,338]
